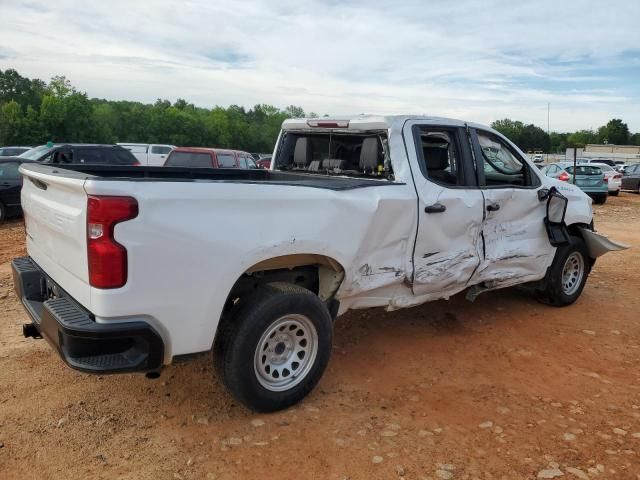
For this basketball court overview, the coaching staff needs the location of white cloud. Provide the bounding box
[1,0,639,131]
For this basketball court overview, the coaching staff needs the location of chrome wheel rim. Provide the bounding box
[562,251,585,295]
[254,314,318,392]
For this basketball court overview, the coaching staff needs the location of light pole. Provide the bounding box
[547,102,550,162]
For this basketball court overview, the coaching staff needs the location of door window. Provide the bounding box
[414,128,470,187]
[217,154,237,168]
[76,149,106,164]
[151,146,172,155]
[476,130,540,187]
[165,152,212,168]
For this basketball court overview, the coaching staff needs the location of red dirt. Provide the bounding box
[1,194,639,480]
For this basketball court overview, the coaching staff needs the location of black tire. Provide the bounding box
[0,202,5,224]
[537,235,591,307]
[609,190,619,197]
[214,283,333,412]
[593,194,607,205]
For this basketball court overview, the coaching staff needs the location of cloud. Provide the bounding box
[1,0,639,131]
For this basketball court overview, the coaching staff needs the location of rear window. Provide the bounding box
[0,147,29,156]
[274,131,391,178]
[165,152,213,168]
[566,166,601,175]
[217,154,237,168]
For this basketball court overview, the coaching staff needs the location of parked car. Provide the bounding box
[11,144,140,165]
[621,163,640,193]
[251,153,271,161]
[590,163,622,196]
[0,158,36,222]
[614,160,627,173]
[0,146,32,157]
[117,143,175,166]
[164,147,259,169]
[542,162,608,204]
[13,115,627,412]
[580,158,617,168]
[256,157,272,169]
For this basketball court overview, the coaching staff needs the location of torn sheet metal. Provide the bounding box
[579,228,630,258]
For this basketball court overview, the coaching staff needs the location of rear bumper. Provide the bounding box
[12,256,164,374]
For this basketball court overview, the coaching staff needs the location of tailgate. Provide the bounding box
[20,165,91,308]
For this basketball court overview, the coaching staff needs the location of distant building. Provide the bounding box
[566,144,640,162]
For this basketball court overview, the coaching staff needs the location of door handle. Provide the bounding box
[486,203,500,212]
[424,203,446,213]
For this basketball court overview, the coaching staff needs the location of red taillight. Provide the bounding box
[132,160,141,166]
[87,195,138,289]
[558,171,569,182]
[603,177,608,183]
[613,174,622,179]
[306,120,349,128]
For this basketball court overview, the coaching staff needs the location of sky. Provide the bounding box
[1,0,639,132]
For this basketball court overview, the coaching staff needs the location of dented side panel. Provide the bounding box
[471,189,555,288]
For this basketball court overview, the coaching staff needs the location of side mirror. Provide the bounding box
[544,187,570,246]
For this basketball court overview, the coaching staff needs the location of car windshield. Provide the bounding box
[19,145,55,160]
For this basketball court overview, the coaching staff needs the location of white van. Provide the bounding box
[117,143,175,166]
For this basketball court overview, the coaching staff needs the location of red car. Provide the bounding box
[164,147,259,169]
[256,157,272,169]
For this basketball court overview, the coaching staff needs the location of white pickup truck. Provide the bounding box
[116,143,175,166]
[13,115,626,412]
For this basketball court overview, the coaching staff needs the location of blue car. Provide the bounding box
[541,162,608,204]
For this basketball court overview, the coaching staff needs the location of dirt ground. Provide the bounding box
[1,194,639,480]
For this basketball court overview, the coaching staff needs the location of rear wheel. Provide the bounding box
[609,190,619,197]
[537,235,590,307]
[593,194,607,205]
[214,283,333,412]
[0,202,5,224]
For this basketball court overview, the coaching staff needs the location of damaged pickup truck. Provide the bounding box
[13,115,627,412]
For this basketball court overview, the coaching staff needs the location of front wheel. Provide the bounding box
[214,283,333,412]
[537,235,591,307]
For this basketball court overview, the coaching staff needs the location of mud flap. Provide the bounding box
[578,227,630,258]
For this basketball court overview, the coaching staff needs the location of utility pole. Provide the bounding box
[547,102,550,163]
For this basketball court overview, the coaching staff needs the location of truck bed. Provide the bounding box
[22,164,400,191]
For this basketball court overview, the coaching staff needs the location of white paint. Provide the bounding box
[19,115,616,362]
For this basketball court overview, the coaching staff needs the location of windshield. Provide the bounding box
[19,145,55,160]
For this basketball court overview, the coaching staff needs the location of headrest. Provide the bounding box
[423,146,449,170]
[293,138,311,166]
[360,137,379,171]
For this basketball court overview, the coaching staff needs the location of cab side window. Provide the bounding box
[476,130,539,187]
[415,127,471,187]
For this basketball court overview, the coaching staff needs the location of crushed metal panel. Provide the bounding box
[579,228,630,258]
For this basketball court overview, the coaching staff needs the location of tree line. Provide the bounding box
[0,69,315,153]
[1,68,639,153]
[491,118,639,153]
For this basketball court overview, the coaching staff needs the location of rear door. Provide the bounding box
[0,162,23,208]
[404,121,485,297]
[469,128,555,288]
[622,164,640,190]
